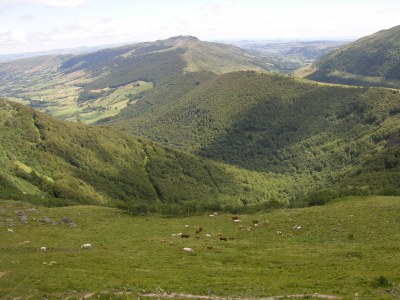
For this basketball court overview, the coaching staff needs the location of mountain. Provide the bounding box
[0,36,269,124]
[0,98,299,210]
[304,25,400,88]
[102,71,400,197]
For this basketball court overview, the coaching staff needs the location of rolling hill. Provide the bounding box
[304,25,400,88]
[0,98,300,210]
[103,71,400,197]
[0,36,269,124]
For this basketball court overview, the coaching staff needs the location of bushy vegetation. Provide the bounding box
[0,99,298,209]
[306,25,400,88]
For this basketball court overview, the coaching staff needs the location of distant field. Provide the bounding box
[1,196,399,299]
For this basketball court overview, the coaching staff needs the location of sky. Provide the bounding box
[0,0,399,54]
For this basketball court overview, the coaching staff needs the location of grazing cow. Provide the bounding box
[7,228,13,233]
[233,219,241,223]
[247,227,253,232]
[195,235,200,240]
[81,243,92,250]
[252,220,259,224]
[160,240,166,243]
[184,225,190,228]
[219,236,227,241]
[169,242,175,246]
[276,230,283,235]
[231,216,239,220]
[205,234,211,238]
[183,247,193,253]
[209,214,215,217]
[292,225,302,230]
[207,246,213,249]
[213,212,218,216]
[238,224,244,230]
[181,234,190,238]
[254,223,259,228]
[40,247,47,252]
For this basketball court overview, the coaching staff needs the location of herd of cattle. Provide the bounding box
[6,211,302,254]
[167,215,301,254]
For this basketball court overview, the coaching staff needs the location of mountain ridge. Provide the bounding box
[304,25,400,88]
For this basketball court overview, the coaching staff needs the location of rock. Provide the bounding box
[19,215,28,223]
[41,217,52,224]
[59,217,74,224]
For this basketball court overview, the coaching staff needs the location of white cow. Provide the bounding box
[183,247,193,253]
[81,243,92,250]
[40,246,47,252]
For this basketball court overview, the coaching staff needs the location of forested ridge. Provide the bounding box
[104,71,400,198]
[305,25,400,88]
[0,99,303,213]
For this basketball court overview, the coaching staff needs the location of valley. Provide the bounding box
[1,21,400,299]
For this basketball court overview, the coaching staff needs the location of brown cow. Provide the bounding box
[181,234,190,238]
[219,236,227,241]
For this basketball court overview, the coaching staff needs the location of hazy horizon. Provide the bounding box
[1,0,399,55]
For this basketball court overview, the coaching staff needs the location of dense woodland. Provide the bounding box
[0,99,302,214]
[104,71,400,197]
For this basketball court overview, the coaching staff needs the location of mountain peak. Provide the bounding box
[162,35,200,46]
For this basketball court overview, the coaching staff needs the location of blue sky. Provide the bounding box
[0,0,399,54]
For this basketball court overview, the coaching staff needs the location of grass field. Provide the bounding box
[1,196,399,299]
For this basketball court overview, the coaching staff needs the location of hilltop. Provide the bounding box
[0,36,269,124]
[0,99,300,210]
[304,25,400,88]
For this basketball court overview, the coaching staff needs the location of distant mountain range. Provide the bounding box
[304,25,400,88]
[0,43,134,63]
[0,36,270,124]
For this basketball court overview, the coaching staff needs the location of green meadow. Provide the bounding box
[1,196,399,299]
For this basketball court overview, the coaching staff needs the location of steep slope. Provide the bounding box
[0,36,268,124]
[305,25,400,88]
[0,99,298,208]
[104,71,400,195]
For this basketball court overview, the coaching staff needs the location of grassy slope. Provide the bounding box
[0,196,399,299]
[305,25,400,88]
[105,71,400,195]
[0,99,299,207]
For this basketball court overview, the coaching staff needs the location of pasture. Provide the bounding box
[0,196,399,299]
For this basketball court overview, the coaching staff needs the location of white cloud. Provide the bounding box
[0,29,27,45]
[0,0,89,8]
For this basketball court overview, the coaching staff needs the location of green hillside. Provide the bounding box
[0,36,269,124]
[305,25,400,88]
[0,99,301,210]
[1,196,399,299]
[104,71,400,196]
